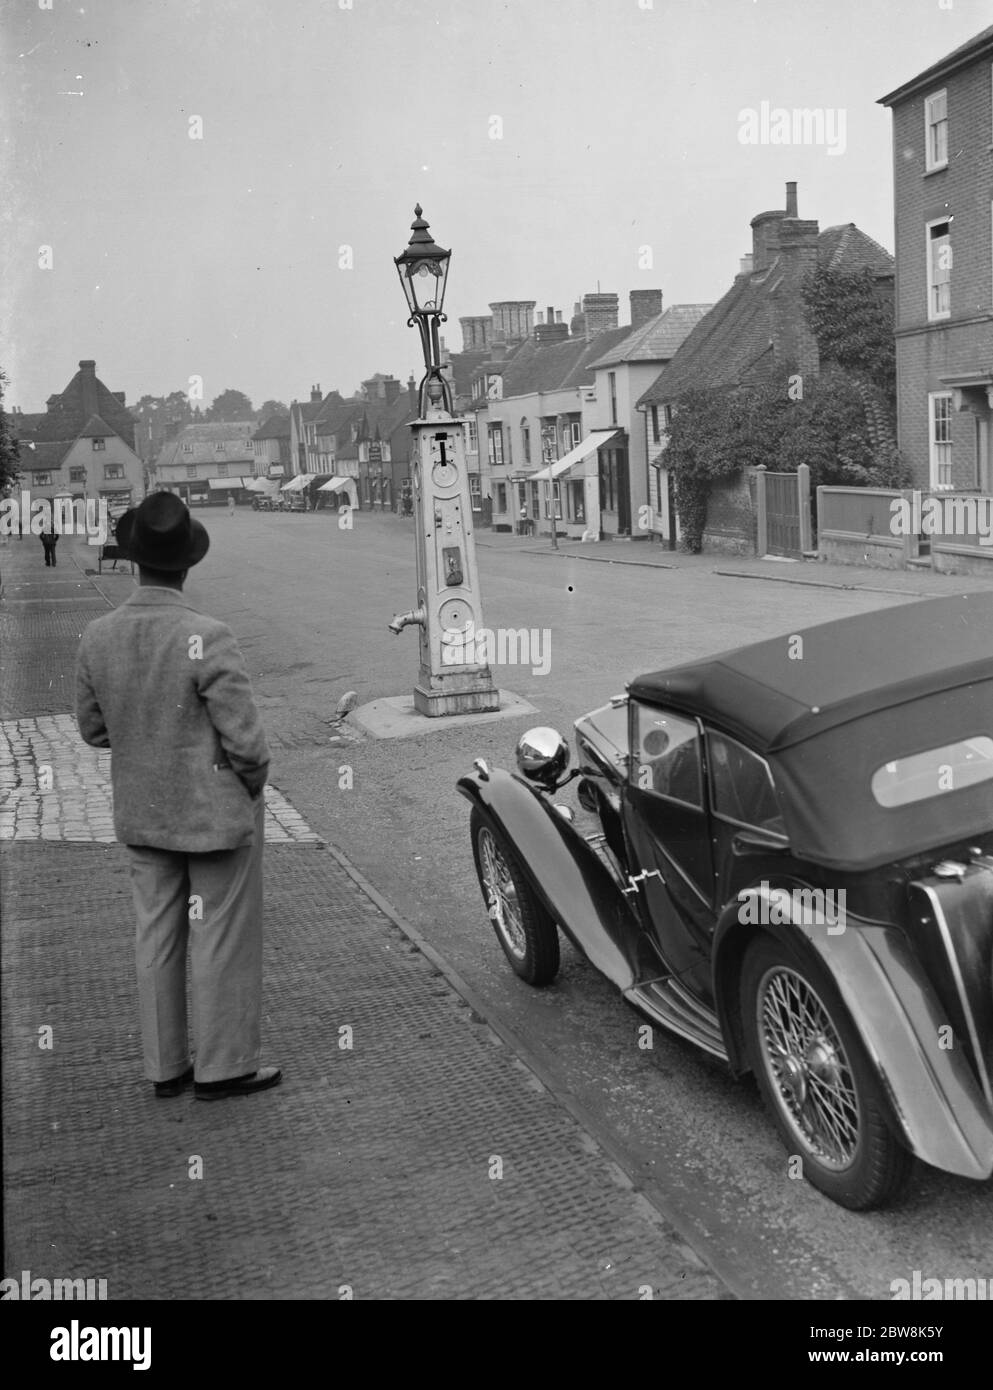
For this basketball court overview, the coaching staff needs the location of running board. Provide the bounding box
[627,977,728,1061]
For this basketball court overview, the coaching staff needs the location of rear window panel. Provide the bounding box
[871,737,993,808]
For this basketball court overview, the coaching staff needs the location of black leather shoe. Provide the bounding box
[153,1066,194,1098]
[194,1066,282,1101]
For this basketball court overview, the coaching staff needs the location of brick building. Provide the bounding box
[879,24,993,492]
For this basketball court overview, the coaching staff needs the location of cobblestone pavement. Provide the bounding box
[0,714,322,844]
[1,533,729,1299]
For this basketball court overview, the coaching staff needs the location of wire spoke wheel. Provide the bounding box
[478,826,526,959]
[470,808,560,986]
[758,966,859,1169]
[741,933,912,1210]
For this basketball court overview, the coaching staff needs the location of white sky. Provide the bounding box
[1,0,987,412]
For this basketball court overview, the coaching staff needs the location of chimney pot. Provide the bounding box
[785,181,798,218]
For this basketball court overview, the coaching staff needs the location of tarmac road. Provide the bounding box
[107,508,993,1299]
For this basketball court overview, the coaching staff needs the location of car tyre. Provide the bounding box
[470,808,559,986]
[741,932,913,1211]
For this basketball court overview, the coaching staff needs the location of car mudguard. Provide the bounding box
[714,885,993,1181]
[457,767,659,990]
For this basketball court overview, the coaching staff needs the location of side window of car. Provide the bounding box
[707,731,787,837]
[631,704,703,809]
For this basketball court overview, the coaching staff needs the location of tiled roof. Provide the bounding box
[252,414,291,441]
[11,413,46,438]
[588,305,714,369]
[311,393,416,459]
[153,421,255,471]
[167,422,255,443]
[494,327,632,399]
[637,223,894,409]
[445,348,492,399]
[28,364,137,449]
[18,441,73,469]
[817,224,894,277]
[78,414,116,439]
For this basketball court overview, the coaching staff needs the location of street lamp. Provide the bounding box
[393,204,453,417]
[389,205,499,717]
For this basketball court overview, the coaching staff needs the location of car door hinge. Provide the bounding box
[622,869,665,895]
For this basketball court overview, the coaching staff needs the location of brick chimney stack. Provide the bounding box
[459,316,492,351]
[78,359,99,420]
[581,292,619,338]
[629,289,663,330]
[534,309,569,344]
[310,384,322,402]
[750,209,786,273]
[769,182,820,377]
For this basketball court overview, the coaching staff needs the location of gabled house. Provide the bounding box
[308,378,418,511]
[637,183,895,551]
[12,360,143,512]
[878,24,993,492]
[153,421,256,504]
[289,385,341,481]
[251,414,291,481]
[469,291,668,537]
[587,295,711,539]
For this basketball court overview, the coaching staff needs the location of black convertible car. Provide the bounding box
[458,593,993,1210]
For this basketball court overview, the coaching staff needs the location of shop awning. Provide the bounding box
[317,476,354,493]
[208,477,250,490]
[280,475,310,492]
[532,429,621,482]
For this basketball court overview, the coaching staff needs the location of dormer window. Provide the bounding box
[215,443,226,452]
[924,90,947,171]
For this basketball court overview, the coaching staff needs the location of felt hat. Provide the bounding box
[116,492,209,571]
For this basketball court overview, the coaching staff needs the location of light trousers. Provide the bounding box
[126,798,265,1083]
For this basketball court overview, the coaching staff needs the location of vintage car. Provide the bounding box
[458,593,993,1210]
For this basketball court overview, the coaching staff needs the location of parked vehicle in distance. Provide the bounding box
[459,594,993,1210]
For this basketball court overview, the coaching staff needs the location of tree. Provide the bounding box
[258,399,289,419]
[666,372,909,553]
[132,391,195,463]
[0,370,21,493]
[206,389,254,422]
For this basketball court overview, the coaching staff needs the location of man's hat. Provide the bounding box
[116,492,209,571]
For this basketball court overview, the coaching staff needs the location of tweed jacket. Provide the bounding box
[76,588,270,851]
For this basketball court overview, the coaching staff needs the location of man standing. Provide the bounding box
[75,492,281,1101]
[40,522,58,566]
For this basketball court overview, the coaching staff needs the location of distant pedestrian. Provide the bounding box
[40,524,58,566]
[227,494,235,517]
[75,492,281,1102]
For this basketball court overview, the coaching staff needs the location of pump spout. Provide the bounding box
[388,607,426,635]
